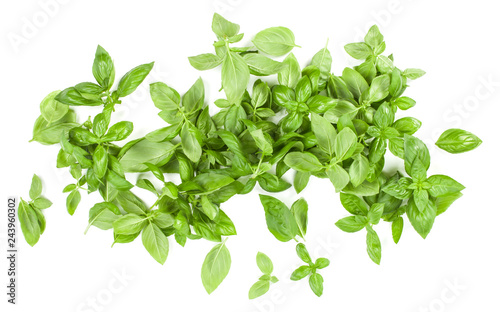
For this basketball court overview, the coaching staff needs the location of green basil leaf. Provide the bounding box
[32,197,52,209]
[326,164,350,192]
[344,42,373,60]
[404,134,430,174]
[86,202,120,233]
[66,189,81,215]
[116,191,148,215]
[201,241,231,294]
[120,139,177,172]
[342,68,369,99]
[334,127,357,161]
[243,53,285,76]
[284,152,323,172]
[212,13,240,38]
[19,200,41,246]
[149,82,180,111]
[349,154,370,187]
[392,217,404,244]
[365,75,390,104]
[249,280,270,300]
[296,243,312,264]
[309,273,324,297]
[290,265,311,281]
[113,213,147,235]
[339,192,369,216]
[182,78,205,113]
[253,26,297,56]
[403,68,426,80]
[55,87,103,106]
[364,25,384,48]
[142,222,169,264]
[335,215,367,233]
[311,113,336,157]
[393,96,416,110]
[181,123,203,163]
[40,91,69,124]
[393,117,421,135]
[256,252,273,275]
[278,53,301,88]
[29,174,42,200]
[117,62,154,97]
[293,171,311,194]
[222,51,249,104]
[291,198,308,238]
[101,121,133,142]
[188,53,223,71]
[435,129,482,154]
[259,195,299,242]
[92,45,115,89]
[367,203,384,225]
[427,175,465,197]
[257,173,291,193]
[93,145,108,179]
[366,226,382,264]
[406,197,437,239]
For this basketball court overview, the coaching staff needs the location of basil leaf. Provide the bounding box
[40,91,68,124]
[404,134,430,175]
[257,173,291,193]
[344,42,373,60]
[259,195,299,242]
[117,62,154,97]
[113,214,147,235]
[86,202,120,233]
[290,265,311,281]
[55,87,103,106]
[293,171,310,194]
[435,129,482,154]
[349,154,370,187]
[93,145,108,178]
[326,164,350,192]
[364,25,384,48]
[181,123,203,163]
[201,241,231,294]
[296,243,312,264]
[365,75,390,104]
[142,222,169,264]
[406,197,437,239]
[29,174,42,199]
[243,53,285,76]
[182,78,205,113]
[392,217,404,244]
[222,51,249,104]
[366,226,382,264]
[367,203,384,225]
[334,127,357,161]
[393,117,421,135]
[309,273,324,297]
[92,45,115,89]
[342,68,368,99]
[116,191,148,215]
[278,53,301,88]
[66,189,81,215]
[149,82,180,111]
[248,280,270,299]
[427,175,465,197]
[311,113,336,157]
[291,198,308,238]
[188,53,223,71]
[253,26,297,56]
[403,68,426,80]
[19,200,41,246]
[256,252,273,275]
[339,193,369,216]
[284,152,323,172]
[212,13,240,38]
[101,121,133,142]
[335,215,367,233]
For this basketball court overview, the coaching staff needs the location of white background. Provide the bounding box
[1,0,499,311]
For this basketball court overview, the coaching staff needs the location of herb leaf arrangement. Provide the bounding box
[23,14,482,297]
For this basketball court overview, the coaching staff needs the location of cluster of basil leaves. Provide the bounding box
[24,13,482,297]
